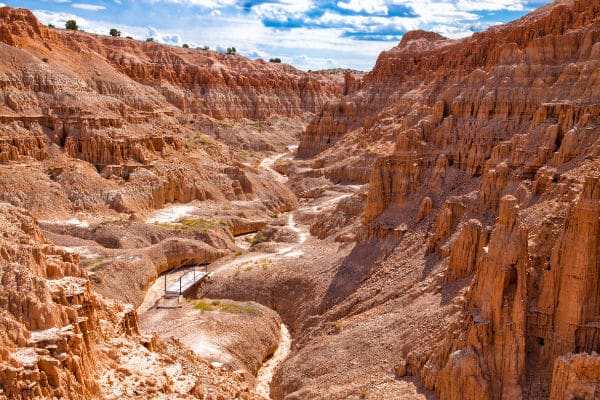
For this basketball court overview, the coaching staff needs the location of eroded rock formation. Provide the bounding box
[280,0,600,398]
[0,202,262,399]
[0,6,340,218]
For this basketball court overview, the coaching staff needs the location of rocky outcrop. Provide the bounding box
[0,202,119,398]
[533,175,600,363]
[549,353,600,400]
[444,219,485,282]
[298,99,358,158]
[0,202,263,399]
[435,196,529,400]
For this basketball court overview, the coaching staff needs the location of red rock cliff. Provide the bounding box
[294,0,600,398]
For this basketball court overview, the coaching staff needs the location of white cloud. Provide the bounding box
[31,0,549,71]
[145,0,236,9]
[146,26,181,44]
[72,3,106,11]
[456,0,526,11]
[0,3,6,6]
[337,0,387,14]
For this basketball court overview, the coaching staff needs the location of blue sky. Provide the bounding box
[3,0,552,70]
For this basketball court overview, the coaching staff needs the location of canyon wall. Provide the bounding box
[0,7,341,218]
[290,0,600,398]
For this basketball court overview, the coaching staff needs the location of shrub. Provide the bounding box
[226,47,236,55]
[109,28,121,37]
[65,20,78,31]
[251,231,268,245]
[146,37,154,42]
[269,57,281,63]
[182,43,189,48]
[194,300,215,312]
[47,24,55,29]
[125,36,133,39]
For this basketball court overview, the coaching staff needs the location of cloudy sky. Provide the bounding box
[4,0,551,70]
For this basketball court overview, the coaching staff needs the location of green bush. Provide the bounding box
[109,28,121,37]
[269,57,281,63]
[182,43,189,48]
[47,24,55,29]
[65,20,78,31]
[251,231,268,245]
[146,37,154,42]
[226,47,236,55]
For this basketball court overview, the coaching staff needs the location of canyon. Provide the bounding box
[0,0,599,399]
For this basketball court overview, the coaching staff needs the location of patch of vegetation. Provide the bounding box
[261,258,273,270]
[80,258,107,272]
[182,43,190,48]
[180,217,215,231]
[126,36,133,40]
[146,37,154,42]
[47,24,55,29]
[233,250,243,258]
[155,217,215,232]
[109,28,121,37]
[335,320,344,332]
[91,275,103,284]
[269,58,281,63]
[219,303,243,313]
[226,47,237,55]
[251,231,268,245]
[65,20,78,31]
[202,45,210,50]
[194,300,216,312]
[187,132,217,149]
[193,299,252,314]
[239,150,261,159]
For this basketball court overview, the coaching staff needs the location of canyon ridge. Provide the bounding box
[0,0,599,399]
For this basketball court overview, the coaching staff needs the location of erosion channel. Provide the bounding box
[137,145,363,399]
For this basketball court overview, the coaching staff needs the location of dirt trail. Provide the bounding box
[256,323,292,399]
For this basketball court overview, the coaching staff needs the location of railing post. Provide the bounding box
[179,276,182,295]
